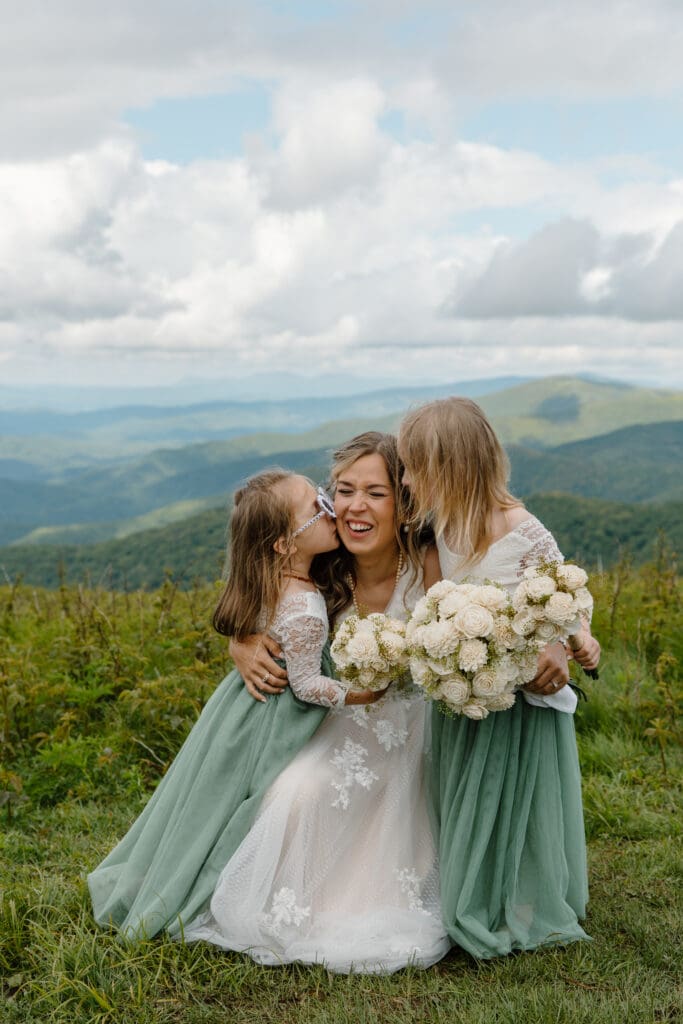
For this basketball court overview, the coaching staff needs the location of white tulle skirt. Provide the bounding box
[182,688,450,973]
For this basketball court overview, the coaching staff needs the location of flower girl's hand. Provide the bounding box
[230,634,289,703]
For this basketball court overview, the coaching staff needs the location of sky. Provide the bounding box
[1,0,683,397]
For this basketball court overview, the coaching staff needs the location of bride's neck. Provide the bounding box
[353,546,401,587]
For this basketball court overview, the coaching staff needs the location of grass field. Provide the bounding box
[1,559,681,1023]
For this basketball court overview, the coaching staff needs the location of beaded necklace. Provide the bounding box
[346,553,404,617]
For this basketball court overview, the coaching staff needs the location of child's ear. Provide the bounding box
[274,536,294,556]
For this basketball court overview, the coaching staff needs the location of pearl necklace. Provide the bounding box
[347,553,404,617]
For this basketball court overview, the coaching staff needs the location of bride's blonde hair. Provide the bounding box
[398,397,520,563]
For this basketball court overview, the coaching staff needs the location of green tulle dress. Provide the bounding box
[88,648,332,941]
[431,700,589,958]
[432,520,590,958]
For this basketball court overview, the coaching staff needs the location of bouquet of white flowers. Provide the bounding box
[331,613,410,691]
[406,580,538,719]
[511,561,594,660]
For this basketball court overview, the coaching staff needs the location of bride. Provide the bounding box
[182,432,451,972]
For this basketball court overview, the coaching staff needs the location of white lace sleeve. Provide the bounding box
[517,517,564,576]
[278,611,349,708]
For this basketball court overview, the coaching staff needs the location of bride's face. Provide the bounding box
[333,453,397,558]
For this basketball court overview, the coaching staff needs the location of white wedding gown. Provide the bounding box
[182,568,450,973]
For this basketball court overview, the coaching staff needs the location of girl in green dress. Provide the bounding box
[89,469,384,941]
[398,397,600,958]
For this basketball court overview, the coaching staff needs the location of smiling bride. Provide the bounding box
[183,432,451,972]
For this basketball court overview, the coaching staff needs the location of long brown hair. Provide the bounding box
[311,431,427,622]
[398,397,520,563]
[213,469,294,640]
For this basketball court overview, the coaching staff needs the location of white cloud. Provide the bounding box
[454,217,683,321]
[1,1,683,389]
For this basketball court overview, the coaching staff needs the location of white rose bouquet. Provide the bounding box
[407,580,538,719]
[331,613,410,691]
[511,561,596,677]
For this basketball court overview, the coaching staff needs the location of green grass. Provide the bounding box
[1,564,681,1023]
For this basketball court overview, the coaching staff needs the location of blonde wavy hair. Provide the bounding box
[398,397,520,564]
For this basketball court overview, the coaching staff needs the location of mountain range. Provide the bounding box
[0,374,680,581]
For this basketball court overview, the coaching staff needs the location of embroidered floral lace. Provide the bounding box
[269,592,349,707]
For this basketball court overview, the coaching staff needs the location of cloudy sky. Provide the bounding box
[2,0,683,395]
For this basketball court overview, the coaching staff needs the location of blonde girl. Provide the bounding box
[89,469,382,941]
[398,397,599,958]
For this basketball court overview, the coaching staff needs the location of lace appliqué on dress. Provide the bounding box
[515,518,564,577]
[394,868,427,913]
[329,739,379,810]
[261,887,311,938]
[373,719,408,752]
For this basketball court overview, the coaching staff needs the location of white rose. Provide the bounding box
[512,611,536,636]
[545,592,577,625]
[462,700,489,720]
[512,581,529,611]
[425,580,459,602]
[420,620,460,659]
[453,604,495,639]
[525,576,557,600]
[471,667,506,697]
[492,616,522,650]
[357,667,379,688]
[556,564,588,591]
[533,620,562,644]
[437,677,470,707]
[473,585,510,612]
[518,652,540,683]
[346,632,381,665]
[497,654,521,682]
[458,638,489,673]
[574,587,593,612]
[523,566,540,580]
[332,649,350,671]
[485,691,517,712]
[427,657,457,677]
[409,658,435,690]
[381,631,408,664]
[438,589,472,618]
[410,596,433,626]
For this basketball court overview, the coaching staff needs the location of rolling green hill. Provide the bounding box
[1,493,679,589]
[509,420,683,504]
[0,376,525,477]
[1,376,680,549]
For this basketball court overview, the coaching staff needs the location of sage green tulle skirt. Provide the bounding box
[431,699,590,958]
[88,657,330,940]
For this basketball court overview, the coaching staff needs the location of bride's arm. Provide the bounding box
[229,634,289,704]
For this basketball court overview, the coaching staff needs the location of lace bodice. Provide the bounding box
[269,591,349,708]
[436,516,563,596]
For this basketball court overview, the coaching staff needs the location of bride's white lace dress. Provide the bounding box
[182,569,450,972]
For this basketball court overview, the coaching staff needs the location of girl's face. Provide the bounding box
[333,453,397,558]
[286,475,339,558]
